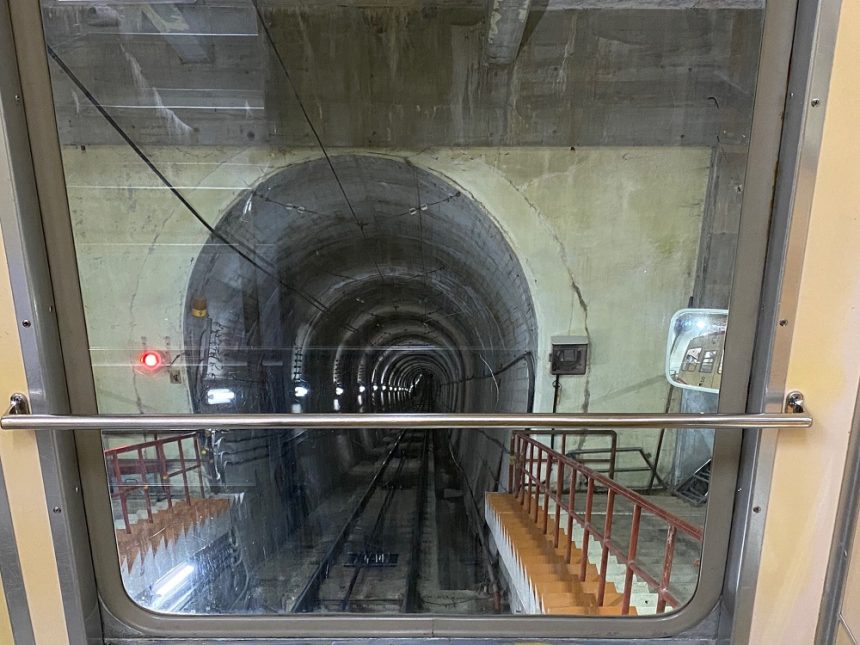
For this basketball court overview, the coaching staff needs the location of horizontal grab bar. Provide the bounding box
[0,412,812,431]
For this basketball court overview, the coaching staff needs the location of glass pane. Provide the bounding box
[38,0,766,619]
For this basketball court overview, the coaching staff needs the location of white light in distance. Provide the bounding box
[206,388,235,405]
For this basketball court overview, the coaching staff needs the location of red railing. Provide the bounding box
[542,429,618,479]
[508,432,703,614]
[105,432,206,534]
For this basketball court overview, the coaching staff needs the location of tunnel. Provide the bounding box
[184,153,538,415]
[177,154,539,612]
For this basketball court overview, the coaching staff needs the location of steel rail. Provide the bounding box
[291,430,408,613]
[0,412,812,431]
[340,432,416,612]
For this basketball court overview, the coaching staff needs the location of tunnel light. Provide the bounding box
[335,386,344,396]
[151,563,194,607]
[357,394,363,405]
[139,350,164,370]
[333,398,340,411]
[372,385,379,392]
[206,388,235,405]
[358,385,366,393]
[382,385,387,391]
[294,385,309,398]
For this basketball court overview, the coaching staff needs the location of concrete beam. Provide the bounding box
[258,0,763,8]
[486,0,532,65]
[535,0,762,8]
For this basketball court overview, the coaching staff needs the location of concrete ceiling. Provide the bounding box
[43,0,763,147]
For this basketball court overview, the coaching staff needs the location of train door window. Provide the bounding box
[684,348,702,372]
[14,0,793,637]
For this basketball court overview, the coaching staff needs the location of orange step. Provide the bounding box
[487,491,636,617]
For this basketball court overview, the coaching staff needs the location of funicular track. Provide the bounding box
[291,420,432,612]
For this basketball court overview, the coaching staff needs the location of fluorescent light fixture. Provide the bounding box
[152,563,194,606]
[206,388,235,405]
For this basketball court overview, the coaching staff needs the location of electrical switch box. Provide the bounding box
[550,335,589,375]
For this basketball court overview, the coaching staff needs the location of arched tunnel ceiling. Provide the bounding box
[186,154,538,411]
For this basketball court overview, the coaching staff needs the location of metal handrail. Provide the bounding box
[0,410,812,431]
[106,431,206,533]
[511,432,704,614]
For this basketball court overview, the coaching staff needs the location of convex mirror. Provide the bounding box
[665,309,729,394]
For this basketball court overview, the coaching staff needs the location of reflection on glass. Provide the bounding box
[39,0,764,619]
[666,309,729,394]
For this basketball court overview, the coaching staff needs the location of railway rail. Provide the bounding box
[291,404,433,612]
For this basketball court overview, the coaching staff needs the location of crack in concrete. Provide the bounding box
[570,277,591,413]
[487,167,591,413]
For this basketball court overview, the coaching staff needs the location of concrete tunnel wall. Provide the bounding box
[68,145,709,487]
[183,154,538,413]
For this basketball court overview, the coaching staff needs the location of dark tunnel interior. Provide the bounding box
[176,154,539,614]
[184,154,538,417]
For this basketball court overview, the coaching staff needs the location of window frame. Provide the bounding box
[0,0,823,638]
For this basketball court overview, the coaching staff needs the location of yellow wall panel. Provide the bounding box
[0,103,69,643]
[749,1,860,642]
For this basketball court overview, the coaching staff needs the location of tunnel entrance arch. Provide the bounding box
[184,153,539,416]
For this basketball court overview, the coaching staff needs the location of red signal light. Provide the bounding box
[139,350,163,370]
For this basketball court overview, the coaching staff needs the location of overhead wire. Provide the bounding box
[47,45,360,324]
[46,45,360,334]
[248,0,388,284]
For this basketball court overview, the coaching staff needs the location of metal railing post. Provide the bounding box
[622,504,642,615]
[542,453,552,534]
[137,447,153,523]
[177,438,191,504]
[193,433,206,498]
[565,467,576,565]
[597,489,615,605]
[656,525,677,613]
[579,476,594,581]
[524,440,534,510]
[532,445,542,523]
[111,453,130,534]
[609,431,617,480]
[155,440,172,509]
[554,459,564,549]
